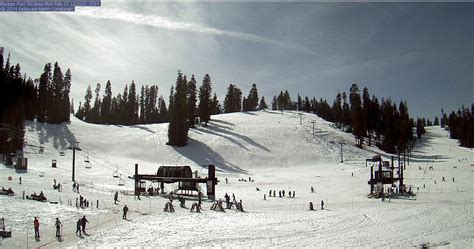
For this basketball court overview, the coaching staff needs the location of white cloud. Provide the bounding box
[70,7,312,53]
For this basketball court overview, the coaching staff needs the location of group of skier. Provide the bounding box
[267,189,296,199]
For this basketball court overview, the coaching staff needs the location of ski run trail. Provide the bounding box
[0,110,472,248]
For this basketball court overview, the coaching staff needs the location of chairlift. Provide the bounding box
[84,154,91,169]
[113,167,119,178]
[59,151,65,156]
[118,175,125,186]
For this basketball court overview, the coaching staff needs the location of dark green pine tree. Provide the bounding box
[210,92,221,115]
[139,85,145,123]
[120,85,128,125]
[271,96,278,110]
[349,83,364,148]
[224,84,242,113]
[297,93,302,111]
[332,91,342,127]
[37,63,51,123]
[187,74,197,128]
[76,84,92,121]
[158,95,168,123]
[362,87,371,145]
[258,96,268,110]
[433,116,439,126]
[48,62,64,123]
[167,85,176,144]
[62,68,72,122]
[90,83,101,123]
[128,81,139,125]
[242,97,248,112]
[416,118,426,138]
[168,72,189,146]
[247,83,259,111]
[101,80,112,124]
[198,74,212,125]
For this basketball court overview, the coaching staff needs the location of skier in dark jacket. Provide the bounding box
[55,218,62,237]
[81,215,88,233]
[123,205,129,219]
[114,191,118,204]
[76,219,82,236]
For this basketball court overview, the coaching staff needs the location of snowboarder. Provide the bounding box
[55,218,62,237]
[34,217,40,238]
[76,219,81,236]
[123,205,129,220]
[81,215,88,233]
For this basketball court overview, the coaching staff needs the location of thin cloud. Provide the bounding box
[71,8,312,53]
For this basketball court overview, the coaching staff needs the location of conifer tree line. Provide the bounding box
[0,49,72,153]
[75,80,168,125]
[437,105,474,148]
[270,84,415,153]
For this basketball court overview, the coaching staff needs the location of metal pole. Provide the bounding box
[68,141,81,182]
[340,143,343,163]
[72,148,75,182]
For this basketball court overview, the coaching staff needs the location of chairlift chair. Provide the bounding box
[59,151,65,156]
[113,167,119,178]
[118,175,125,186]
[84,154,91,169]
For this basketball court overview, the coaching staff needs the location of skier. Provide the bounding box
[19,176,21,185]
[225,178,228,184]
[282,190,285,197]
[81,215,88,233]
[55,218,62,237]
[321,200,324,210]
[311,186,314,193]
[123,204,129,220]
[34,217,40,238]
[76,218,82,236]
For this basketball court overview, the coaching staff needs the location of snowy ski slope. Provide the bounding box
[0,110,473,248]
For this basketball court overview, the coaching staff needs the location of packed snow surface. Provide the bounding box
[0,110,473,248]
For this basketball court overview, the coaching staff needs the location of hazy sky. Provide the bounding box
[0,1,472,120]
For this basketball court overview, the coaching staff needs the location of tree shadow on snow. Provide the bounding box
[197,124,270,152]
[35,121,77,150]
[173,138,247,174]
[210,119,235,126]
[130,125,156,134]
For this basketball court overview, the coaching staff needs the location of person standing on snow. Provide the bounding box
[55,218,62,237]
[81,215,89,233]
[114,191,119,204]
[76,218,82,236]
[123,204,129,220]
[34,217,40,238]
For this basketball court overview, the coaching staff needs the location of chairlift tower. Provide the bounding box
[311,121,316,135]
[67,141,81,182]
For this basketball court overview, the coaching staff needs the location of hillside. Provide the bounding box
[0,110,472,248]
